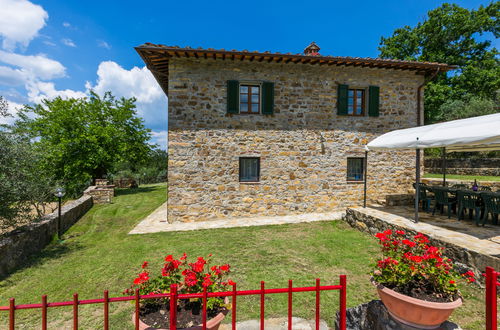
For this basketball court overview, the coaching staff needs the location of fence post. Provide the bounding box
[170,284,177,330]
[288,280,293,330]
[316,278,320,330]
[103,290,109,330]
[339,275,347,330]
[73,293,78,330]
[260,281,265,330]
[135,289,140,330]
[9,298,15,330]
[202,286,207,330]
[486,267,497,330]
[232,282,237,330]
[42,295,47,330]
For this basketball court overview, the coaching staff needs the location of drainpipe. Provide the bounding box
[416,68,440,126]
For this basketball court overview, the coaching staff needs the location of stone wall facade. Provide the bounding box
[167,57,425,222]
[0,195,93,278]
[425,158,500,176]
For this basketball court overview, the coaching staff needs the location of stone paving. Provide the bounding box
[219,317,329,330]
[129,202,343,234]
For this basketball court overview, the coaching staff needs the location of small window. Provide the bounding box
[347,157,364,182]
[240,85,260,114]
[239,157,260,182]
[347,89,365,116]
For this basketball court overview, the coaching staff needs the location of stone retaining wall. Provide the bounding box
[422,178,500,191]
[425,158,500,176]
[84,186,114,204]
[343,207,500,275]
[0,195,93,278]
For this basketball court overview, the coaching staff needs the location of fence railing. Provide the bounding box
[485,266,499,330]
[0,275,347,330]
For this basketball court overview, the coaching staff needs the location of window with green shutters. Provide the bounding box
[226,80,274,115]
[337,84,380,117]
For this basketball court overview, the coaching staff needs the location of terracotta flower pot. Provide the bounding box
[372,280,462,329]
[132,298,229,330]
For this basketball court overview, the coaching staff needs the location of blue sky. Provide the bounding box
[0,0,496,149]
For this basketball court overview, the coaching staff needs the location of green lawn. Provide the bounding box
[0,183,485,329]
[424,173,500,182]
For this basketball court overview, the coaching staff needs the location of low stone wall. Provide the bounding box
[84,186,114,204]
[385,194,414,206]
[422,178,500,191]
[0,195,93,278]
[343,208,500,276]
[425,158,500,176]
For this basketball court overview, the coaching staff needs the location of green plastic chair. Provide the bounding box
[432,187,457,219]
[452,184,468,189]
[478,186,492,191]
[413,183,433,212]
[457,190,481,224]
[481,193,500,226]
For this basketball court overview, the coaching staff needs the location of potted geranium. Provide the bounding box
[370,229,475,329]
[125,253,234,330]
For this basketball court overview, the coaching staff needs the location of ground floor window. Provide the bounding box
[347,157,364,182]
[239,157,260,182]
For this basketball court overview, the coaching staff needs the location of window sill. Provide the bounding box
[346,180,365,184]
[239,181,261,185]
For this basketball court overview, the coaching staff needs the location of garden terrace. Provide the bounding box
[345,206,500,274]
[0,184,486,329]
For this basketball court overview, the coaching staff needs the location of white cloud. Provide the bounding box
[86,61,167,131]
[97,40,111,50]
[61,38,76,47]
[0,50,66,80]
[43,40,56,47]
[150,130,168,150]
[26,80,86,104]
[0,0,48,50]
[0,65,26,86]
[62,22,71,28]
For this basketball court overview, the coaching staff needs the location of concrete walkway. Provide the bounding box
[129,203,343,234]
[219,317,329,330]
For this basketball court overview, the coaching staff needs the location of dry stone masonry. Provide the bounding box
[136,43,454,223]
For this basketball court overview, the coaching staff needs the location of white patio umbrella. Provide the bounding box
[365,113,500,222]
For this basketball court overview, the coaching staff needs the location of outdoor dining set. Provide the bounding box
[414,183,500,226]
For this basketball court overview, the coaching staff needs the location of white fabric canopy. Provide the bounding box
[366,113,500,152]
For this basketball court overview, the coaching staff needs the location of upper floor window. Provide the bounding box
[347,89,365,116]
[240,85,260,114]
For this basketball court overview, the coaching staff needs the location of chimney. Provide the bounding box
[304,42,320,56]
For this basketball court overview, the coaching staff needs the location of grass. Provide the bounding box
[424,173,500,182]
[0,183,485,329]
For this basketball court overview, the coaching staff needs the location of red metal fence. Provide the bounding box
[0,275,347,330]
[485,266,499,330]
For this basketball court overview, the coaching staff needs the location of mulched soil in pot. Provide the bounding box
[385,280,461,303]
[140,299,226,329]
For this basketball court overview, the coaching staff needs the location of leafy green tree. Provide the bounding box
[379,2,500,123]
[0,132,55,230]
[11,92,153,196]
[0,96,8,117]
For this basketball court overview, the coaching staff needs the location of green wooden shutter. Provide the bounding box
[227,80,239,114]
[368,86,380,117]
[261,82,274,115]
[337,84,348,115]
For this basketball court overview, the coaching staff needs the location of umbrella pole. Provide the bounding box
[442,147,446,186]
[415,149,420,223]
[363,151,368,208]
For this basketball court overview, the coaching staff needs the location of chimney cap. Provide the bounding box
[304,42,320,56]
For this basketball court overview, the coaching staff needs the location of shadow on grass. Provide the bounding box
[114,186,162,197]
[0,239,82,283]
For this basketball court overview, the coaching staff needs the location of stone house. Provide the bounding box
[136,42,453,223]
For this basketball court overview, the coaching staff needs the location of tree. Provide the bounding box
[11,92,153,196]
[379,2,500,123]
[0,132,55,230]
[0,96,8,117]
